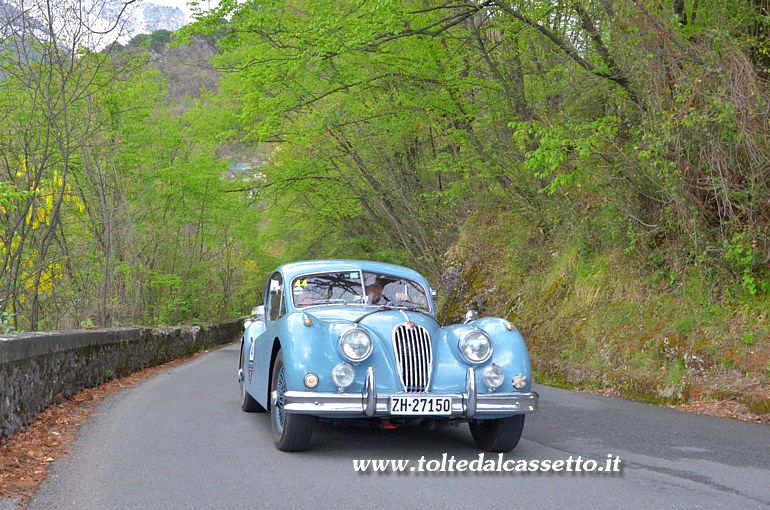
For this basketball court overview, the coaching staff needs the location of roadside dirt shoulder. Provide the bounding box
[0,349,215,507]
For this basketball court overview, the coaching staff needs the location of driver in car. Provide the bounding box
[365,279,391,305]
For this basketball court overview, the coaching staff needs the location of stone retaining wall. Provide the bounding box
[0,320,242,444]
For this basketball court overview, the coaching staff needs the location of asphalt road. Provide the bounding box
[29,343,770,509]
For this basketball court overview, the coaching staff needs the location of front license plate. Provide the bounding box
[389,396,452,416]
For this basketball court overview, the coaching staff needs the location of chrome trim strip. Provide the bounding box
[392,322,432,392]
[282,390,539,417]
[465,367,477,418]
[363,367,376,418]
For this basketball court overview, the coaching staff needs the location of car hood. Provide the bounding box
[302,306,442,385]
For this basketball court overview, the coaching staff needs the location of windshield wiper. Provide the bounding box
[352,305,392,324]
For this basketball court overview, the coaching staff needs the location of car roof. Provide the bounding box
[277,259,428,284]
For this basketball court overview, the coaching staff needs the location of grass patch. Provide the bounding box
[439,208,770,408]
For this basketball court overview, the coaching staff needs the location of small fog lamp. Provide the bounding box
[331,363,355,390]
[483,364,505,390]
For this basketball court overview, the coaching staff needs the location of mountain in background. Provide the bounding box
[109,1,187,43]
[88,0,187,45]
[0,0,187,48]
[0,0,45,40]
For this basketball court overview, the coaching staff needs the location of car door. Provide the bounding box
[253,271,286,408]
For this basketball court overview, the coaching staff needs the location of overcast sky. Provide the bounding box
[151,0,218,20]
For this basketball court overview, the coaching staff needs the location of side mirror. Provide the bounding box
[252,305,266,321]
[463,309,479,324]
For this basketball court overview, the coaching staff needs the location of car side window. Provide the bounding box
[266,273,285,321]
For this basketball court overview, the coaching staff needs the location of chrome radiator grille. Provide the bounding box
[392,323,432,392]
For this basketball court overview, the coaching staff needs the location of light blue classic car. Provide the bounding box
[239,260,538,452]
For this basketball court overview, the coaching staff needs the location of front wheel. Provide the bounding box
[469,415,525,452]
[270,350,313,451]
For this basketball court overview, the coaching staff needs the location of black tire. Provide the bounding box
[239,341,266,413]
[469,415,525,452]
[270,350,313,451]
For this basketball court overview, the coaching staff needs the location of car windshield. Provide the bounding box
[291,270,429,311]
[291,271,364,307]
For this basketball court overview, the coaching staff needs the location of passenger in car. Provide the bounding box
[296,288,320,306]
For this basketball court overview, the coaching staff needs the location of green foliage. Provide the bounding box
[0,19,271,329]
[1,0,770,392]
[511,117,619,195]
[123,31,173,53]
[723,231,770,297]
[0,181,34,213]
[674,317,695,336]
[0,311,15,334]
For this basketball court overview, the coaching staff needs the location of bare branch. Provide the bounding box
[491,0,637,101]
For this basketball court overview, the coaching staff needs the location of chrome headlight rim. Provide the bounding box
[338,326,373,362]
[458,328,493,364]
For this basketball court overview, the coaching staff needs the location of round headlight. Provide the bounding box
[331,362,355,389]
[483,364,505,390]
[339,327,373,362]
[459,329,492,363]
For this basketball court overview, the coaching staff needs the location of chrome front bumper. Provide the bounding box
[281,367,538,419]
